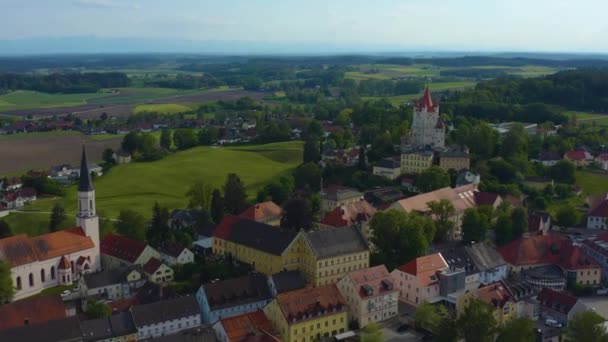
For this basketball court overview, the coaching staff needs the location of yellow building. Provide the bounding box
[457,280,517,325]
[438,146,470,171]
[212,216,304,275]
[300,227,370,286]
[400,148,434,174]
[263,284,349,342]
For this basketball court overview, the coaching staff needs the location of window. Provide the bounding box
[40,269,45,283]
[29,273,34,287]
[50,266,55,280]
[16,276,21,290]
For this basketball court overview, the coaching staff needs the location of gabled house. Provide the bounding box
[537,288,588,326]
[196,274,273,324]
[564,150,593,166]
[464,243,508,284]
[587,194,608,229]
[0,177,22,191]
[112,150,132,164]
[239,201,283,226]
[0,316,82,342]
[131,296,201,339]
[100,233,161,269]
[159,243,195,265]
[528,211,551,235]
[212,310,278,342]
[458,280,517,324]
[533,150,562,166]
[372,157,402,180]
[474,191,502,209]
[596,154,608,171]
[320,185,364,214]
[455,170,480,187]
[80,265,147,300]
[336,265,398,327]
[79,311,138,342]
[142,257,174,284]
[1,188,37,209]
[319,200,376,247]
[0,295,68,331]
[391,253,449,306]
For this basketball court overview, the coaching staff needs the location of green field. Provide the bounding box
[345,64,439,80]
[0,91,107,111]
[427,81,477,91]
[9,142,303,230]
[576,170,608,195]
[133,103,193,114]
[0,130,82,141]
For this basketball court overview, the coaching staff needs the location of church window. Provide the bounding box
[29,273,34,287]
[41,269,45,283]
[51,266,55,280]
[16,277,21,290]
[71,261,74,271]
[89,200,93,211]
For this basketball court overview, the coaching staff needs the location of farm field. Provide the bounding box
[0,131,122,175]
[12,141,303,225]
[427,81,476,91]
[133,103,193,115]
[0,90,107,112]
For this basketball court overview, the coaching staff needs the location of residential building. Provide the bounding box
[435,245,480,285]
[197,274,273,324]
[100,233,161,269]
[239,201,283,226]
[300,226,370,286]
[537,288,588,326]
[143,257,174,284]
[564,150,594,166]
[131,296,201,339]
[1,177,22,191]
[400,146,434,174]
[587,194,608,229]
[409,88,445,149]
[455,170,480,187]
[0,295,68,331]
[497,234,601,287]
[596,154,608,171]
[169,209,198,230]
[0,316,83,342]
[464,243,508,284]
[364,187,405,208]
[263,284,348,342]
[212,216,301,275]
[1,187,37,209]
[319,200,376,246]
[390,184,478,240]
[528,211,551,235]
[212,310,278,342]
[80,266,147,300]
[582,233,608,281]
[491,122,538,136]
[474,191,503,209]
[79,311,138,342]
[336,265,398,327]
[159,243,195,265]
[112,149,132,164]
[458,281,517,324]
[372,157,402,180]
[193,222,216,255]
[391,253,449,305]
[320,185,363,213]
[0,147,101,300]
[268,270,307,296]
[533,150,562,166]
[438,146,470,171]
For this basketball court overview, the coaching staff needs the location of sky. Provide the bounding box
[1,0,608,54]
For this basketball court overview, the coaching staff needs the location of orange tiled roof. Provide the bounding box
[396,253,448,287]
[345,265,396,299]
[0,295,67,331]
[320,200,376,228]
[100,233,147,263]
[0,228,95,267]
[276,285,346,324]
[219,310,275,342]
[475,281,513,309]
[239,201,282,222]
[391,184,477,214]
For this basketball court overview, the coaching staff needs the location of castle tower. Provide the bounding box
[410,87,445,149]
[76,145,101,271]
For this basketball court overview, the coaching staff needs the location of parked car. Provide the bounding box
[397,324,410,333]
[60,290,71,297]
[545,318,562,328]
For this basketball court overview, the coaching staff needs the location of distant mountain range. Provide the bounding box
[2,36,608,59]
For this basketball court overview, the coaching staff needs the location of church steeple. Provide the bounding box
[78,145,94,192]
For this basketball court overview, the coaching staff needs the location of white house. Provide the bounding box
[391,253,448,306]
[131,296,201,339]
[587,195,608,230]
[100,233,161,269]
[0,147,101,300]
[80,266,147,300]
[596,155,608,171]
[142,257,174,284]
[465,243,508,284]
[159,244,195,265]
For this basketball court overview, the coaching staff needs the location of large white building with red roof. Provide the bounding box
[0,146,101,300]
[410,88,445,149]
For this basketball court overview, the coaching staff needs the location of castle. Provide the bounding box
[0,146,101,300]
[409,87,445,149]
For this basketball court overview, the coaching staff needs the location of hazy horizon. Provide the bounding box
[2,0,608,55]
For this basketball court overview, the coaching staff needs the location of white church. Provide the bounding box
[0,146,101,300]
[409,87,446,149]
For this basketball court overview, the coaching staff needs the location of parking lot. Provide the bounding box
[380,318,425,342]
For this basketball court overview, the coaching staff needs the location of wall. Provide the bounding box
[392,269,440,306]
[197,286,270,324]
[136,314,201,339]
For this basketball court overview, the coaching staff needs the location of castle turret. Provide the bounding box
[410,87,445,149]
[76,145,101,271]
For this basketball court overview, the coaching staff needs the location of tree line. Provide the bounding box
[0,72,129,94]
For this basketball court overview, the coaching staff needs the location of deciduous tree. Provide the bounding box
[496,317,536,342]
[115,209,146,241]
[556,204,581,227]
[462,208,489,244]
[0,220,11,239]
[48,203,66,232]
[427,199,455,241]
[417,166,450,193]
[210,189,224,223]
[160,128,172,150]
[0,260,14,302]
[282,198,313,230]
[223,173,247,215]
[565,311,608,342]
[85,300,111,319]
[303,138,320,164]
[186,180,213,210]
[457,298,497,342]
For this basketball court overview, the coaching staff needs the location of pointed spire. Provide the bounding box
[421,87,434,108]
[78,145,94,192]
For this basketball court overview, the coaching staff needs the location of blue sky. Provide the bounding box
[2,0,607,52]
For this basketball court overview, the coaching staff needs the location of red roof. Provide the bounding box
[537,288,578,314]
[396,253,448,287]
[143,257,163,274]
[476,281,512,309]
[0,295,67,331]
[58,256,71,270]
[497,234,598,270]
[589,199,608,218]
[100,233,148,263]
[218,310,276,342]
[474,192,501,207]
[239,201,282,222]
[345,265,396,299]
[564,150,591,161]
[416,87,438,112]
[320,200,376,228]
[597,154,608,161]
[213,216,242,240]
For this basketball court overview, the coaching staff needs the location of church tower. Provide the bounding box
[410,87,445,149]
[76,145,101,270]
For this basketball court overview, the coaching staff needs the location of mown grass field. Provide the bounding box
[576,170,608,195]
[0,130,82,141]
[0,90,106,111]
[133,103,193,114]
[9,141,303,233]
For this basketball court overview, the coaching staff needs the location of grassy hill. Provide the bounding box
[5,141,303,235]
